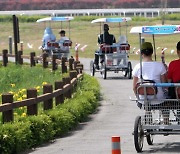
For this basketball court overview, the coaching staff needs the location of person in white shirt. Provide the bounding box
[58,30,70,52]
[132,42,167,105]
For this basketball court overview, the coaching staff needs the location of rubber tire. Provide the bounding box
[123,69,128,77]
[127,61,132,79]
[146,133,153,145]
[134,116,144,153]
[90,60,95,76]
[102,65,107,79]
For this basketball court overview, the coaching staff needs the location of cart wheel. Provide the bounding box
[127,62,132,79]
[102,65,107,79]
[146,113,153,145]
[123,69,128,77]
[146,132,153,145]
[90,60,95,76]
[134,116,144,153]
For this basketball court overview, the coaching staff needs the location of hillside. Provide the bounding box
[0,0,179,11]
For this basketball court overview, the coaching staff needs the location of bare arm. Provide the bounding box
[168,79,172,83]
[160,73,167,83]
[133,76,139,94]
[160,73,168,92]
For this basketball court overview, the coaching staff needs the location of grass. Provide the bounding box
[0,16,179,62]
[0,63,66,124]
[0,63,63,94]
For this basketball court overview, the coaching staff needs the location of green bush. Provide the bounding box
[132,16,158,22]
[0,121,31,154]
[0,73,100,153]
[62,89,98,122]
[74,16,98,22]
[165,13,180,20]
[46,108,76,136]
[27,115,54,146]
[0,14,180,23]
[80,74,100,99]
[0,15,47,23]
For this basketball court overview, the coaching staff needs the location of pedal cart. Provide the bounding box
[130,25,180,152]
[90,17,132,79]
[36,16,74,59]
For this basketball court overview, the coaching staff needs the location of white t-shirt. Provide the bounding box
[58,37,70,52]
[132,61,167,104]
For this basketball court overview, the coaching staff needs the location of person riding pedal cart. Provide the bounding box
[94,24,116,69]
[41,27,56,56]
[57,30,72,58]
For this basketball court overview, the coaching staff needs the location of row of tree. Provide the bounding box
[1,0,179,10]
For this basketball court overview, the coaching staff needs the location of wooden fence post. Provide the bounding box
[2,93,13,123]
[73,61,80,70]
[63,77,71,99]
[30,52,36,67]
[27,88,37,116]
[69,57,74,71]
[42,52,48,68]
[18,50,23,65]
[69,70,78,91]
[78,63,84,73]
[69,70,77,80]
[52,55,58,71]
[2,49,8,67]
[43,84,53,110]
[55,81,64,105]
[61,57,67,73]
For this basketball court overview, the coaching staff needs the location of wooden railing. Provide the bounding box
[1,49,83,73]
[0,49,84,123]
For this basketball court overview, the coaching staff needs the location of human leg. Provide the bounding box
[94,51,99,69]
[161,102,170,125]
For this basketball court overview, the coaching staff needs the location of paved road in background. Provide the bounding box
[26,58,180,154]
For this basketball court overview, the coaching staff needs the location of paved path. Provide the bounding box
[25,58,180,154]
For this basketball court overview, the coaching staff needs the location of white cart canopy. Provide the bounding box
[36,16,74,23]
[130,25,180,35]
[91,17,131,23]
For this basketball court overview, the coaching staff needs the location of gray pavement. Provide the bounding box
[25,58,180,154]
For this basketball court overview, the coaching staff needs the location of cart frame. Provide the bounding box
[130,25,180,152]
[90,17,132,79]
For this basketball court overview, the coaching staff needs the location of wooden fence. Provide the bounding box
[1,49,84,73]
[0,49,84,123]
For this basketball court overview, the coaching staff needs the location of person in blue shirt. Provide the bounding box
[42,27,56,55]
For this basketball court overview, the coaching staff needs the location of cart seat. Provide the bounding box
[100,44,116,53]
[47,42,59,48]
[63,40,72,47]
[136,82,157,95]
[119,43,130,51]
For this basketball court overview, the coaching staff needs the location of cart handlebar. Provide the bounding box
[139,82,180,87]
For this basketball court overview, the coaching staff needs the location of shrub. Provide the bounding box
[0,73,100,153]
[0,121,31,154]
[61,84,99,122]
[165,13,180,20]
[46,108,76,136]
[27,115,54,146]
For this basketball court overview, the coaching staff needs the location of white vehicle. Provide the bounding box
[37,16,74,59]
[130,25,180,153]
[90,17,132,79]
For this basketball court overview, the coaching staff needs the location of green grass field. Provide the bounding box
[0,16,179,62]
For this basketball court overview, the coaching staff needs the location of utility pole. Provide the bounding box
[161,0,167,25]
